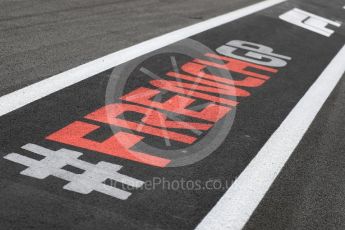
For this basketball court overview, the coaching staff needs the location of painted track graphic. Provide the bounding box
[1,0,345,229]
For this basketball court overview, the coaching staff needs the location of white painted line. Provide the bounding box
[0,0,286,117]
[196,44,345,230]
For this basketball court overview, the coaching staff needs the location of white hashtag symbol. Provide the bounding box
[4,144,144,200]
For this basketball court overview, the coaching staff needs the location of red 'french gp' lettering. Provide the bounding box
[184,53,278,80]
[150,80,239,106]
[176,63,265,88]
[121,87,231,122]
[85,103,198,144]
[46,121,171,167]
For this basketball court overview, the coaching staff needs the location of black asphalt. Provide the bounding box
[0,0,259,97]
[1,0,345,230]
[244,72,345,230]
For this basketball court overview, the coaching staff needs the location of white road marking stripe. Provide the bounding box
[0,0,286,117]
[196,44,345,230]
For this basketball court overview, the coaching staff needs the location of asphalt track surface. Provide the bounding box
[0,0,259,96]
[1,0,345,230]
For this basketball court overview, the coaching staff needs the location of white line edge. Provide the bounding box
[0,0,286,117]
[196,44,345,230]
